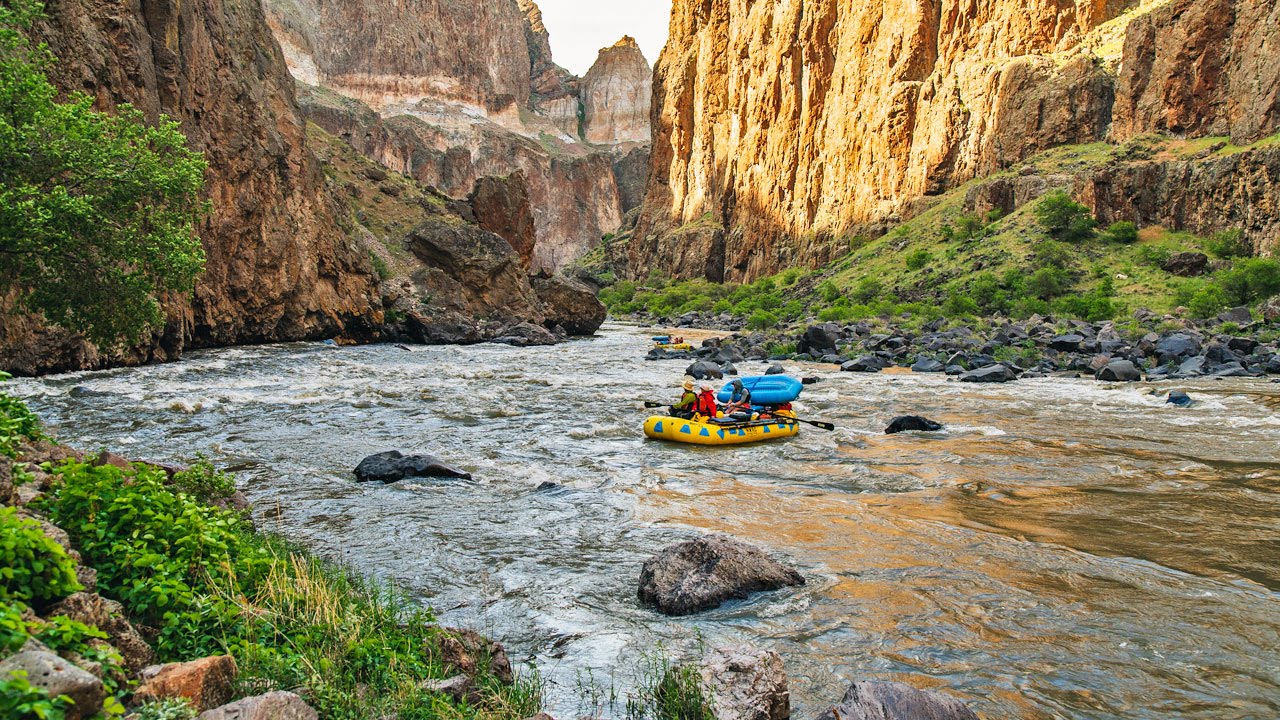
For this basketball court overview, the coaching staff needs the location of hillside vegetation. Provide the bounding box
[591,133,1280,330]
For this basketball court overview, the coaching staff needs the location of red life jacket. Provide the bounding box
[695,390,718,416]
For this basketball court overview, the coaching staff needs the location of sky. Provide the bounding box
[534,1,672,76]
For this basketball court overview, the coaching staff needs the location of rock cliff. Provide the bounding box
[632,0,1280,281]
[264,0,654,272]
[0,0,384,375]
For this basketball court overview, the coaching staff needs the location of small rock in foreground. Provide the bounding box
[699,645,789,720]
[197,690,318,720]
[354,451,472,483]
[638,534,804,616]
[0,650,104,720]
[813,681,979,720]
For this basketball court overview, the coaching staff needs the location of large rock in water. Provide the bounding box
[959,364,1017,383]
[354,451,472,483]
[637,534,804,616]
[699,646,789,720]
[1096,360,1142,382]
[885,416,944,434]
[685,361,724,380]
[532,275,607,336]
[813,681,979,720]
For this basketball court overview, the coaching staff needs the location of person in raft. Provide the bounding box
[671,378,697,419]
[695,382,719,419]
[725,379,753,416]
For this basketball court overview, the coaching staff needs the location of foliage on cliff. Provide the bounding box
[0,0,207,346]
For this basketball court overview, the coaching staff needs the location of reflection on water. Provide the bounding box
[11,324,1280,719]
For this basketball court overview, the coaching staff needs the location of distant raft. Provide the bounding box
[643,413,800,446]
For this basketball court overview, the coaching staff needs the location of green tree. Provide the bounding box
[1035,191,1097,243]
[1100,221,1139,244]
[0,0,207,346]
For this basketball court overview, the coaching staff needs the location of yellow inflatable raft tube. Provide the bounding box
[654,342,694,351]
[643,413,800,446]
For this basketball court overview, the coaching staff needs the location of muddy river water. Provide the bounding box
[11,324,1280,719]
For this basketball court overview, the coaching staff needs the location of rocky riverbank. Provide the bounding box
[640,299,1280,384]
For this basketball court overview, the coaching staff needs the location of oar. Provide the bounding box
[642,402,836,432]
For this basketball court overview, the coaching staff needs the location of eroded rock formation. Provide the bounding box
[265,0,654,272]
[633,0,1280,281]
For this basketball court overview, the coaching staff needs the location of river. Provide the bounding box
[10,323,1280,719]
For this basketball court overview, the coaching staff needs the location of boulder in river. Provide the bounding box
[765,364,786,375]
[685,361,724,380]
[910,357,945,373]
[1096,360,1142,382]
[1167,390,1193,407]
[813,681,979,720]
[354,451,472,483]
[958,364,1017,383]
[638,534,804,616]
[885,416,944,434]
[797,324,839,357]
[841,355,886,373]
[531,275,606,336]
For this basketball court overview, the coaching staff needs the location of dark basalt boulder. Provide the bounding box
[638,534,804,616]
[686,361,724,380]
[841,355,886,373]
[1096,360,1142,382]
[797,324,840,357]
[354,451,472,483]
[958,364,1017,383]
[910,357,945,373]
[813,681,979,720]
[1167,390,1193,407]
[1156,333,1201,364]
[1161,251,1210,277]
[885,416,944,434]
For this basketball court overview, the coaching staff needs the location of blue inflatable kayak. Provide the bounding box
[717,376,803,405]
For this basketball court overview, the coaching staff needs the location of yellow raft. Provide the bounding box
[654,342,694,351]
[643,413,800,446]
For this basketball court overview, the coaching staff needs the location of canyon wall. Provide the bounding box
[633,0,1280,282]
[0,0,386,375]
[264,0,654,272]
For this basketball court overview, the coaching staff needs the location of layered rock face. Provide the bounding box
[1,0,383,375]
[633,0,1280,281]
[265,0,654,272]
[582,37,654,144]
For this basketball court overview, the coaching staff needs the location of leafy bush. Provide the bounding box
[1101,221,1139,244]
[1205,229,1250,259]
[368,252,391,281]
[129,699,197,720]
[0,375,42,457]
[1185,284,1230,318]
[1135,244,1173,267]
[1033,241,1074,270]
[905,249,933,271]
[942,293,980,317]
[1026,267,1072,300]
[1035,191,1097,242]
[817,280,842,303]
[851,277,884,304]
[746,310,779,330]
[0,508,81,606]
[1216,258,1280,306]
[171,458,238,505]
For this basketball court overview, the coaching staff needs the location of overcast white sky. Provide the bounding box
[534,1,672,76]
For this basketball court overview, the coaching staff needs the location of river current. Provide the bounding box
[11,324,1280,719]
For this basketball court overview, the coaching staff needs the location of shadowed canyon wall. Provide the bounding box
[0,0,385,375]
[264,0,654,273]
[632,0,1280,282]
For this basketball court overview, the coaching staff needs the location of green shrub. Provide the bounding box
[746,310,779,330]
[129,699,197,720]
[851,277,884,303]
[1053,290,1118,322]
[1216,258,1280,306]
[1101,221,1139,244]
[1026,267,1072,300]
[368,252,391,281]
[1135,244,1172,267]
[905,249,933,271]
[943,293,980,317]
[0,508,82,606]
[1033,240,1074,270]
[1205,229,1250,259]
[626,653,714,720]
[817,280,842,303]
[1186,284,1231,318]
[817,306,856,322]
[170,458,237,505]
[1035,191,1097,242]
[1011,297,1051,319]
[0,376,42,457]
